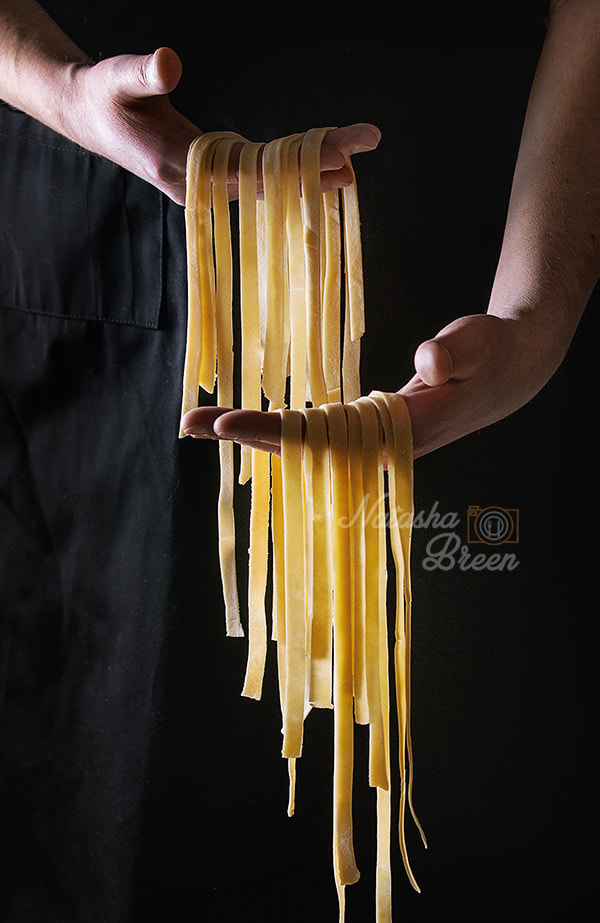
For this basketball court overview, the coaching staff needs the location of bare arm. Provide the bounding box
[0,0,199,202]
[184,0,600,456]
[401,0,600,457]
[0,0,91,122]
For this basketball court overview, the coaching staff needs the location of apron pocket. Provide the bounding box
[0,103,164,329]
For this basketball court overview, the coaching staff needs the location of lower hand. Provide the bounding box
[181,312,559,459]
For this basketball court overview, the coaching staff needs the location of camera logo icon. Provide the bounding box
[467,506,519,545]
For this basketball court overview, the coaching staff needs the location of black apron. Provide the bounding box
[0,99,208,922]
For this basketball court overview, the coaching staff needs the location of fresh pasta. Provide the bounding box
[181,128,426,921]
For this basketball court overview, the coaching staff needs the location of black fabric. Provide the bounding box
[0,100,205,922]
[0,104,163,328]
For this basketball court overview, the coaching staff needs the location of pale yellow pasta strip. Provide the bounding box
[355,394,393,920]
[300,128,331,408]
[376,786,392,923]
[238,140,265,485]
[269,442,289,826]
[340,159,364,402]
[241,446,271,699]
[213,137,243,637]
[285,137,308,410]
[320,195,326,303]
[260,137,287,404]
[368,391,422,892]
[187,131,245,402]
[270,445,285,642]
[303,408,333,709]
[261,135,302,406]
[301,422,315,721]
[180,134,223,425]
[377,391,428,851]
[288,756,297,817]
[270,443,296,816]
[237,142,271,679]
[353,397,388,791]
[375,423,393,923]
[256,197,268,356]
[180,136,204,427]
[341,285,361,403]
[216,452,239,644]
[280,409,307,759]
[344,403,368,726]
[323,402,360,901]
[341,158,365,342]
[322,188,342,402]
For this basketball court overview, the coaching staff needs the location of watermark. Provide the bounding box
[466,505,519,545]
[340,497,460,531]
[422,503,519,572]
[337,498,520,572]
[422,531,519,572]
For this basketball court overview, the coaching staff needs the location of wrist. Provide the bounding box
[487,295,575,404]
[1,54,93,141]
[51,60,94,145]
[0,1,92,138]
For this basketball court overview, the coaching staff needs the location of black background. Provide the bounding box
[32,2,599,921]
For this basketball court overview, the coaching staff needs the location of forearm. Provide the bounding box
[489,0,600,377]
[0,0,90,134]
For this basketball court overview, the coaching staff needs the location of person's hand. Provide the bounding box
[227,122,382,199]
[398,311,557,457]
[60,48,199,204]
[180,311,564,459]
[60,47,381,205]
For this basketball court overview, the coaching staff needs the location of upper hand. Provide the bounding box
[62,47,381,205]
[63,48,199,204]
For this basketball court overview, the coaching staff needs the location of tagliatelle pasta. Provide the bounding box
[181,128,426,921]
[180,127,363,425]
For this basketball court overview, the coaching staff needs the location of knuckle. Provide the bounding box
[135,52,155,91]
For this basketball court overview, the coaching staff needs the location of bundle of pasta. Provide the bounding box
[180,128,426,921]
[274,392,427,922]
[180,127,364,638]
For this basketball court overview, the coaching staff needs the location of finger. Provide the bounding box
[320,165,354,192]
[226,124,381,178]
[319,143,346,172]
[112,47,183,102]
[413,340,454,387]
[213,409,283,454]
[225,151,356,199]
[403,315,517,458]
[151,46,184,94]
[223,124,380,200]
[180,407,283,454]
[323,123,382,161]
[180,405,233,438]
[414,314,498,387]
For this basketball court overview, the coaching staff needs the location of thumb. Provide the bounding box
[112,47,183,101]
[414,313,502,386]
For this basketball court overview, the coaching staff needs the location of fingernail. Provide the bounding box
[181,422,212,437]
